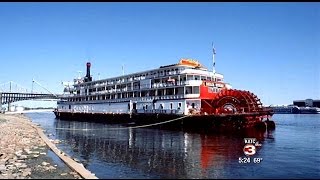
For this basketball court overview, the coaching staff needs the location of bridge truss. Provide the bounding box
[0,80,61,109]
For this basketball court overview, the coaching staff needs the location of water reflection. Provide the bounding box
[53,119,272,179]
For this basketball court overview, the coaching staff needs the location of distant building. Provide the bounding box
[293,99,320,108]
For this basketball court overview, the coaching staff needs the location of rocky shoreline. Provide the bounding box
[0,113,81,179]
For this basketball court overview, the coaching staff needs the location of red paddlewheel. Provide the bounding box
[209,89,264,114]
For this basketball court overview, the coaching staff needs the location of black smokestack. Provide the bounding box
[85,62,92,82]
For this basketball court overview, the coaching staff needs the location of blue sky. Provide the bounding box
[0,2,319,107]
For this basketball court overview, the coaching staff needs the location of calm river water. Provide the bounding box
[26,113,320,179]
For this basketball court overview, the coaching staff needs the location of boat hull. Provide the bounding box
[53,110,274,132]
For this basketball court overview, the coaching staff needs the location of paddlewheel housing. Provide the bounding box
[200,86,274,126]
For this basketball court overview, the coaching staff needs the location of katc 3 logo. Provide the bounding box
[243,138,261,156]
[243,144,256,156]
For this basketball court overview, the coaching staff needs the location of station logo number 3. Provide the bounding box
[243,144,256,156]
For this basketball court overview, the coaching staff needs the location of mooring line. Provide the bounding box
[55,115,191,131]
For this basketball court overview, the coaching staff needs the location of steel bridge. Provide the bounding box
[0,80,62,110]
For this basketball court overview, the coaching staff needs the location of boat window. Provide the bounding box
[185,86,192,94]
[187,75,193,80]
[158,89,164,96]
[194,75,200,80]
[149,90,155,96]
[178,102,182,108]
[192,86,200,94]
[141,91,146,97]
[180,75,186,81]
[175,87,184,95]
[166,88,174,95]
[170,103,173,109]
